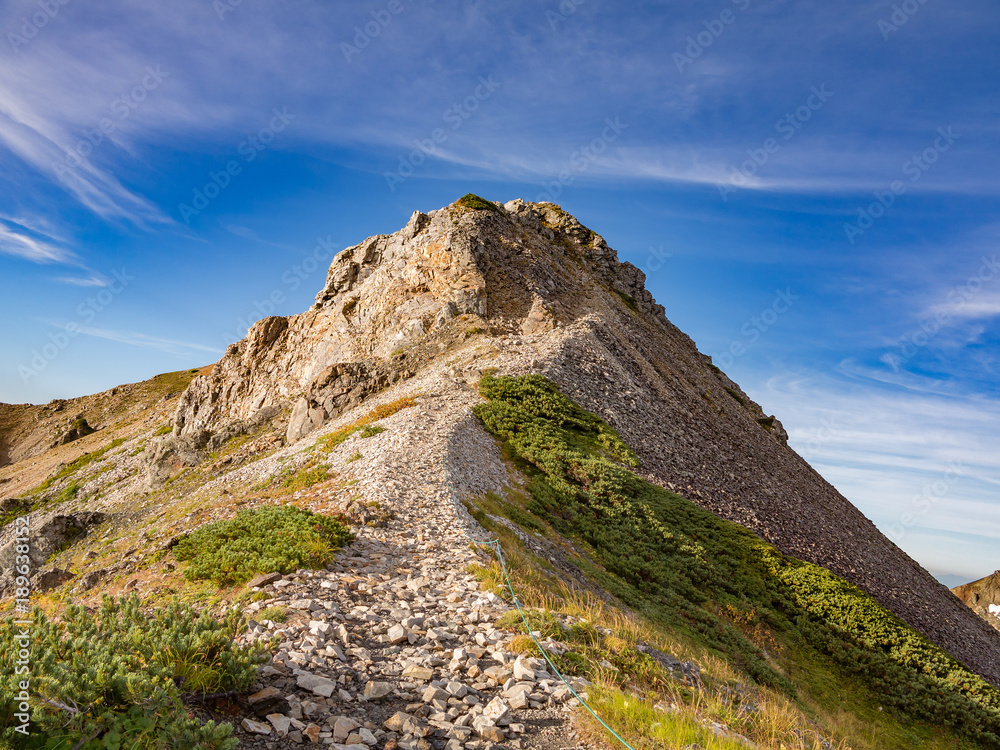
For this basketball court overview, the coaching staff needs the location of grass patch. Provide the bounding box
[281,462,330,490]
[258,606,286,623]
[455,193,503,214]
[724,387,746,407]
[346,451,362,463]
[173,505,353,586]
[757,416,776,431]
[31,437,126,494]
[613,288,638,312]
[315,396,416,452]
[154,424,173,436]
[473,373,1000,748]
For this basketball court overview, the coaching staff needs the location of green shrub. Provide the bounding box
[0,595,264,749]
[473,374,1000,745]
[359,425,383,438]
[173,505,353,586]
[258,606,286,623]
[455,193,502,214]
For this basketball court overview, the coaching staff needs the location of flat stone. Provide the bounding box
[472,715,504,742]
[512,656,536,681]
[248,686,284,705]
[363,680,393,699]
[296,673,337,697]
[444,681,467,698]
[304,723,322,742]
[247,572,282,588]
[332,716,360,742]
[483,696,511,725]
[241,717,272,735]
[387,624,407,643]
[422,686,449,703]
[508,689,529,710]
[267,713,292,737]
[383,711,409,732]
[402,664,434,681]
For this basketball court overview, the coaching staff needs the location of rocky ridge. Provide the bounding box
[164,197,1000,690]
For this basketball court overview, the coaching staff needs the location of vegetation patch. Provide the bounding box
[724,387,746,407]
[613,288,639,312]
[0,595,265,749]
[473,373,1000,747]
[281,462,330,491]
[315,396,416,452]
[31,438,126,494]
[455,193,503,214]
[173,505,353,586]
[258,606,287,623]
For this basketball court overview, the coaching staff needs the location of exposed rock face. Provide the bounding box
[58,415,96,445]
[0,511,106,595]
[169,196,1000,688]
[954,572,1000,633]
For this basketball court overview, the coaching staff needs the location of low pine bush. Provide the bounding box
[173,505,352,586]
[0,595,265,749]
[473,374,1000,746]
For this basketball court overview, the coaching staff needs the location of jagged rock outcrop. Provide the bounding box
[954,571,1000,633]
[0,511,106,595]
[168,196,1000,688]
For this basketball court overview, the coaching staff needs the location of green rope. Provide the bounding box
[447,481,638,750]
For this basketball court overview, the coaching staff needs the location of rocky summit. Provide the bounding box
[4,195,1000,750]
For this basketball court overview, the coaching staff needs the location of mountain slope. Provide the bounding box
[3,195,1000,750]
[170,196,1000,689]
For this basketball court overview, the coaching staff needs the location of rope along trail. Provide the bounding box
[445,478,637,750]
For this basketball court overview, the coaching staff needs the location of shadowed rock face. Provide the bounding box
[170,196,1000,687]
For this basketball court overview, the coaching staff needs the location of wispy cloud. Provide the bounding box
[54,274,109,287]
[0,219,73,263]
[73,324,222,357]
[752,368,1000,579]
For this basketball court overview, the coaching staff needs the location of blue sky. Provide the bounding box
[0,0,998,583]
